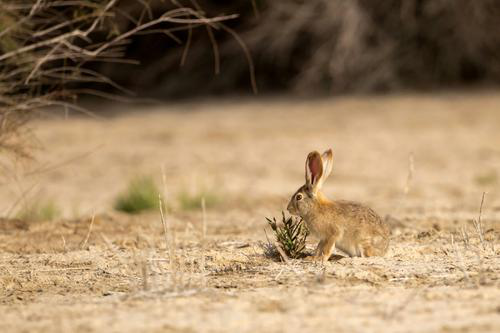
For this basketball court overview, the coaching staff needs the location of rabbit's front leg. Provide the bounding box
[314,239,325,257]
[319,235,338,263]
[305,239,324,261]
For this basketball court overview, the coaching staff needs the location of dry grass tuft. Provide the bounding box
[0,0,239,167]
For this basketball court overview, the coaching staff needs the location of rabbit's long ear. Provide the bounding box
[305,151,323,193]
[321,149,333,180]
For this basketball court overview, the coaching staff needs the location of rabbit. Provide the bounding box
[287,149,390,263]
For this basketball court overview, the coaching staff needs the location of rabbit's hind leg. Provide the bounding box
[359,238,377,257]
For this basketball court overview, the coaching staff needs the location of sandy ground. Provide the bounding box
[0,93,499,332]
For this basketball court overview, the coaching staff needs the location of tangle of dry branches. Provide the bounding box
[0,0,238,162]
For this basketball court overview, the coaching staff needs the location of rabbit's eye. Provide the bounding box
[295,193,303,201]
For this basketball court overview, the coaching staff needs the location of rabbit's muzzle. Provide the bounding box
[287,200,297,215]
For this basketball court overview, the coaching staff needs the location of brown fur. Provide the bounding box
[287,150,390,262]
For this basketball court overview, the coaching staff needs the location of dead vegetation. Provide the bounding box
[0,0,240,163]
[113,0,500,97]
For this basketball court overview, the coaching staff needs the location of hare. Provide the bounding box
[287,149,390,263]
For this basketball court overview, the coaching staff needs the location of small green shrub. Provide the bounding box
[17,200,61,221]
[474,170,497,186]
[114,176,160,214]
[178,190,220,211]
[266,212,309,259]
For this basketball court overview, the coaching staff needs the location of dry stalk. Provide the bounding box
[160,166,182,290]
[18,267,94,273]
[460,225,470,250]
[404,152,415,196]
[275,244,290,264]
[141,260,149,291]
[251,0,260,19]
[159,168,200,292]
[61,235,67,253]
[200,196,207,286]
[80,213,96,249]
[159,192,179,290]
[471,192,486,250]
[149,180,209,292]
[394,152,415,216]
[159,194,170,251]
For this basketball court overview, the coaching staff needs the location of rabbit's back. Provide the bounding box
[330,200,390,256]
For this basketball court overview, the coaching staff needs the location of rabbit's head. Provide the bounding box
[287,149,333,217]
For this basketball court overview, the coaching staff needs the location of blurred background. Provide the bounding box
[3,0,500,102]
[1,0,500,216]
[96,0,500,97]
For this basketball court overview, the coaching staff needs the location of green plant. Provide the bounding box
[114,176,159,214]
[17,200,61,221]
[266,212,309,259]
[474,170,497,186]
[178,190,220,211]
